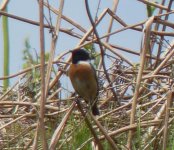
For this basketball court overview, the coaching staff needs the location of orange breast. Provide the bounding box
[69,63,98,103]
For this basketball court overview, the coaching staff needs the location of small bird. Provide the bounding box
[69,49,99,115]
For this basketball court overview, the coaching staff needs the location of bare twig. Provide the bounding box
[45,0,64,98]
[138,0,169,10]
[85,0,119,103]
[0,0,9,11]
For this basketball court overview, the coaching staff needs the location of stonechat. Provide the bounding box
[69,49,99,115]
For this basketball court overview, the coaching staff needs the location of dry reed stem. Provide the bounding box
[45,0,64,98]
[0,60,67,80]
[100,119,162,140]
[151,0,165,51]
[0,0,9,11]
[127,16,154,148]
[33,0,48,149]
[154,1,173,68]
[105,0,119,43]
[0,10,52,28]
[138,0,169,10]
[162,91,173,150]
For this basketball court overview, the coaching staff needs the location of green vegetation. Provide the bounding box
[146,0,157,17]
[2,7,10,91]
[84,44,101,68]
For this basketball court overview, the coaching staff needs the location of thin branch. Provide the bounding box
[33,0,48,149]
[138,0,169,10]
[85,0,119,103]
[105,0,119,43]
[0,10,52,28]
[0,0,9,11]
[45,0,64,98]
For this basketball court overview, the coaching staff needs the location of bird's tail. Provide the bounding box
[92,103,100,116]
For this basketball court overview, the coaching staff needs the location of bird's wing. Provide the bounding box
[90,63,99,96]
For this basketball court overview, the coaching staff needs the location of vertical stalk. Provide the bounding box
[98,0,119,70]
[37,0,48,149]
[2,7,9,91]
[154,0,173,68]
[127,16,154,149]
[45,0,64,98]
[162,91,172,150]
[105,0,119,43]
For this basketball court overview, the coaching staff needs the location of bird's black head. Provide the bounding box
[71,49,90,64]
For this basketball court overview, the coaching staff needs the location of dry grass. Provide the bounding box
[0,0,174,149]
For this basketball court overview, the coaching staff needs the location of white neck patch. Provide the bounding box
[78,60,90,64]
[77,60,91,66]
